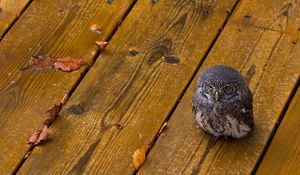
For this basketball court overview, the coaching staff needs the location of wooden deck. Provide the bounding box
[0,0,299,174]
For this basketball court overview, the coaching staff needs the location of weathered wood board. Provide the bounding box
[256,87,300,175]
[18,0,238,174]
[0,0,135,173]
[0,0,31,39]
[137,0,300,174]
[230,0,300,35]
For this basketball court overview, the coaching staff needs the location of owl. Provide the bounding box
[192,65,254,139]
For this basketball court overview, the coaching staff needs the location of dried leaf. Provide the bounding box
[132,139,154,169]
[24,151,32,159]
[28,131,41,144]
[43,118,53,127]
[95,41,108,51]
[90,24,102,35]
[28,126,53,145]
[44,103,62,126]
[133,146,146,169]
[29,56,57,71]
[54,57,86,72]
[28,56,86,72]
[46,104,62,118]
[36,125,53,145]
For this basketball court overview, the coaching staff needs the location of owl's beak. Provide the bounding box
[215,92,220,102]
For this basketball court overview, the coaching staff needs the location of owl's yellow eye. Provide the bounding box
[223,85,231,92]
[207,84,213,92]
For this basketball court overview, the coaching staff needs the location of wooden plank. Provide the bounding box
[0,0,31,39]
[18,0,238,174]
[137,0,300,174]
[229,0,300,35]
[0,0,135,174]
[256,87,300,175]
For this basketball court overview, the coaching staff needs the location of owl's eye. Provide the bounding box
[207,84,213,92]
[223,85,232,93]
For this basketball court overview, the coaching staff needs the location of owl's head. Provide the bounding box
[196,65,246,103]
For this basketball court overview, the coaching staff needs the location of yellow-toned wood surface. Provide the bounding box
[0,0,135,173]
[256,87,300,175]
[138,0,300,174]
[18,0,238,174]
[0,0,30,38]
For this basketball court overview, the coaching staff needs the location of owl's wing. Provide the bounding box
[191,96,197,115]
[240,88,254,127]
[191,93,201,115]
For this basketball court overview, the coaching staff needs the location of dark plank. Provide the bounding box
[0,0,135,173]
[18,0,238,174]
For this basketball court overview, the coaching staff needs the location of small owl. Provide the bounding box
[192,65,254,139]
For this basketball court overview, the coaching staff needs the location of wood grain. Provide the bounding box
[137,0,300,174]
[229,0,300,35]
[0,0,135,173]
[18,0,238,174]
[256,87,300,175]
[0,0,31,39]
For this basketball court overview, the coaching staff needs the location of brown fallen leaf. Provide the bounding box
[95,41,108,51]
[28,131,40,144]
[28,91,68,145]
[36,125,53,144]
[46,104,62,118]
[133,139,154,169]
[28,56,86,72]
[28,125,53,145]
[29,55,57,71]
[90,24,102,35]
[24,151,32,159]
[43,103,62,126]
[54,57,86,72]
[133,146,146,169]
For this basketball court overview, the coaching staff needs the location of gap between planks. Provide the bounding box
[251,78,300,175]
[0,0,33,41]
[11,1,139,174]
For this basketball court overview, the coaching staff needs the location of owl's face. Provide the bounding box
[196,65,246,103]
[200,81,241,102]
